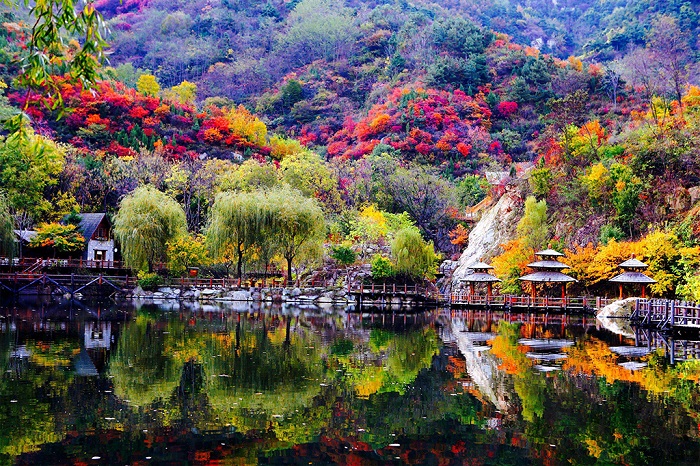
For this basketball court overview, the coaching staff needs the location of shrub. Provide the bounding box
[600,224,625,245]
[371,254,394,280]
[137,271,163,290]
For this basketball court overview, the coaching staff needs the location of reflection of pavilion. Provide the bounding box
[519,249,577,298]
[609,256,656,298]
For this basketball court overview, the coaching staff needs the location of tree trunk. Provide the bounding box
[236,242,244,279]
[286,256,293,283]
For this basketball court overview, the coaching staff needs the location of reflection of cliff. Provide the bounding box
[444,318,512,413]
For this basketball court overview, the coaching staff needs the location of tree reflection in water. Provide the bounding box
[2,301,700,464]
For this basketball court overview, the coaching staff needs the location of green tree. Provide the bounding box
[29,222,85,256]
[0,128,65,243]
[371,254,394,280]
[277,0,356,66]
[217,159,278,193]
[279,150,342,212]
[391,227,439,280]
[517,196,549,250]
[455,175,488,208]
[206,190,271,279]
[113,186,187,272]
[0,194,14,257]
[267,187,325,282]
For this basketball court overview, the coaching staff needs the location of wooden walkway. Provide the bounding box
[449,293,610,313]
[0,273,130,297]
[348,283,441,306]
[630,299,700,330]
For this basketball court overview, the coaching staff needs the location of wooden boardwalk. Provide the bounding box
[449,292,609,313]
[0,273,130,297]
[348,282,441,306]
[630,299,700,330]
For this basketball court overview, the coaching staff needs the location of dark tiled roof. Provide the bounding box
[519,271,577,283]
[618,258,649,269]
[535,249,565,257]
[13,229,37,242]
[72,213,107,240]
[609,272,656,284]
[527,260,571,269]
[461,272,501,283]
[468,261,495,271]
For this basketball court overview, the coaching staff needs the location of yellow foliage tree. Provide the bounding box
[269,134,303,160]
[136,73,160,97]
[580,162,611,207]
[167,80,197,105]
[491,238,533,294]
[226,105,267,146]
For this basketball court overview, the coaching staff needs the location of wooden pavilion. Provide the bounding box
[609,255,656,298]
[460,261,501,297]
[518,249,577,299]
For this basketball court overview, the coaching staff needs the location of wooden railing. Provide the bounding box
[348,282,441,301]
[450,293,613,311]
[0,257,167,270]
[632,299,700,329]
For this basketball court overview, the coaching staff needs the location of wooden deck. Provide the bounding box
[449,292,610,313]
[348,282,441,306]
[0,272,130,296]
[630,299,700,330]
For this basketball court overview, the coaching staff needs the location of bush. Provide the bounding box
[331,245,356,266]
[137,271,163,290]
[371,254,394,280]
[600,224,625,245]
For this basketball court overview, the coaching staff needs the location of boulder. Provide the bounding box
[230,290,251,301]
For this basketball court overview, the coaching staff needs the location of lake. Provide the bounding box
[1,297,700,465]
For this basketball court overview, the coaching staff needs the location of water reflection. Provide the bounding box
[1,298,700,464]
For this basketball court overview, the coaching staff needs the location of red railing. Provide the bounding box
[450,292,605,310]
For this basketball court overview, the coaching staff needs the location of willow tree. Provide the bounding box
[207,190,274,279]
[0,194,15,258]
[391,227,439,280]
[113,186,187,272]
[267,187,325,282]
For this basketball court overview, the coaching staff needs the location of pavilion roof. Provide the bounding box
[461,272,501,283]
[618,258,649,269]
[535,249,565,257]
[526,260,571,270]
[468,261,494,271]
[609,272,656,284]
[519,271,577,283]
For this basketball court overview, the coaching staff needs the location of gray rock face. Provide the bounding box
[451,190,523,285]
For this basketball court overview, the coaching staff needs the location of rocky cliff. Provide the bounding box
[451,189,523,286]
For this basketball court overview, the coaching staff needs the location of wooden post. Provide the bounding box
[561,284,566,299]
[641,284,646,299]
[671,300,676,327]
[487,282,492,297]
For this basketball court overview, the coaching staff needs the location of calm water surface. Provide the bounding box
[1,297,700,465]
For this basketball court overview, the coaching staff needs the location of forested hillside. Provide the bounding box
[0,0,698,297]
